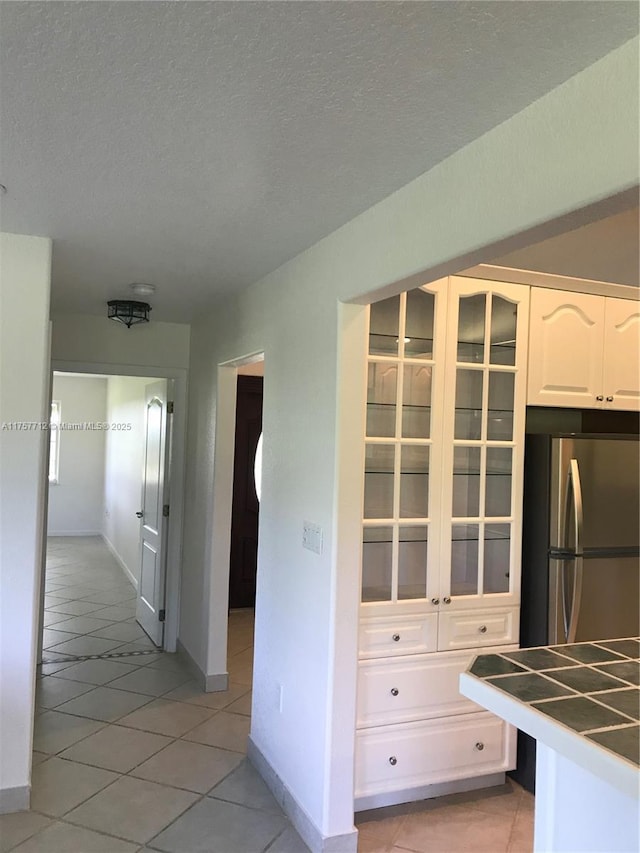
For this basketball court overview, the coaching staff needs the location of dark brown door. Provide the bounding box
[229,375,263,609]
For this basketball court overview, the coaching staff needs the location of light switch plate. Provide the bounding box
[302,521,323,555]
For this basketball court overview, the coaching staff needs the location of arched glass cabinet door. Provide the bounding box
[443,281,529,609]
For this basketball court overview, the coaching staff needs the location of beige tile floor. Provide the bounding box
[1,537,307,853]
[1,536,535,853]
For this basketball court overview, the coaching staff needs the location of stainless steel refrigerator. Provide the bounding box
[513,432,639,791]
[520,434,639,648]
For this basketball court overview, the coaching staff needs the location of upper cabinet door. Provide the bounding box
[361,282,447,613]
[602,299,640,411]
[438,278,529,615]
[527,289,605,409]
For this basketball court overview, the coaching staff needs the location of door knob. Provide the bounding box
[431,597,440,605]
[606,396,614,402]
[390,687,399,696]
[136,511,143,518]
[596,395,604,401]
[443,596,451,604]
[392,634,400,642]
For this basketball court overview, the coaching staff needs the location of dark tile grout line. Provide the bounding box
[16,541,291,852]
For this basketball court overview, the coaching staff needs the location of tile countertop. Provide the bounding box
[459,638,640,798]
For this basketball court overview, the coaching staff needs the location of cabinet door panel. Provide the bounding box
[603,299,640,411]
[528,289,605,408]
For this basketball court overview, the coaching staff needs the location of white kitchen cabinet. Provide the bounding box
[356,276,527,806]
[602,298,640,411]
[528,289,640,411]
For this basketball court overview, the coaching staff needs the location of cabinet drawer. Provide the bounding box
[355,711,515,797]
[357,644,518,728]
[438,608,518,651]
[357,651,479,728]
[359,614,438,659]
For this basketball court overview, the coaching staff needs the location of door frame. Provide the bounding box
[46,359,188,652]
[207,352,264,683]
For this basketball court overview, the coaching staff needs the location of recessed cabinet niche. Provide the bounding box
[527,289,640,411]
[356,276,529,807]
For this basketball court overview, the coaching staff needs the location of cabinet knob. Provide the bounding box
[431,597,440,605]
[478,625,487,634]
[475,742,484,751]
[392,634,400,642]
[390,687,399,696]
[443,596,451,605]
[389,756,397,766]
[596,395,604,402]
[606,396,614,402]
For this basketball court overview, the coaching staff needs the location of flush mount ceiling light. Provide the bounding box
[107,299,151,328]
[129,282,156,297]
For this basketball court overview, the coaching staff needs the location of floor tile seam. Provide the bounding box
[51,698,159,724]
[36,767,124,821]
[62,729,180,774]
[31,815,146,849]
[52,683,160,709]
[132,788,208,849]
[49,660,152,681]
[1,816,56,853]
[262,824,294,853]
[162,690,246,712]
[57,809,168,847]
[204,789,285,815]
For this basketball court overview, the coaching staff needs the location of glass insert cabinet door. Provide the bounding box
[362,285,445,606]
[440,280,529,607]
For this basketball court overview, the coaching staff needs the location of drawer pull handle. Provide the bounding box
[475,742,484,751]
[389,756,397,766]
[390,687,399,697]
[478,625,487,634]
[596,395,604,401]
[443,596,451,605]
[392,634,400,642]
[431,597,440,605]
[606,396,614,402]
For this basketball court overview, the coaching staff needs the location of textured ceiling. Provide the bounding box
[1,2,638,321]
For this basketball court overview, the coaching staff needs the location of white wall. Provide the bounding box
[51,314,190,370]
[103,376,157,587]
[47,375,107,536]
[181,39,639,847]
[0,233,51,812]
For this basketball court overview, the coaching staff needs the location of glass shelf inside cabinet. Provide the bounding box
[405,290,435,360]
[490,297,517,366]
[369,295,401,356]
[398,526,428,600]
[362,526,393,602]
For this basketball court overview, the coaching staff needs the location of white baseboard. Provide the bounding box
[47,530,102,537]
[354,772,506,812]
[0,785,30,814]
[248,737,357,853]
[101,534,138,590]
[175,639,228,693]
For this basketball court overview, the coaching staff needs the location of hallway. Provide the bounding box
[1,537,534,853]
[1,537,307,852]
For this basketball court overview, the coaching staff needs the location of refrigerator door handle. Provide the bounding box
[561,459,584,643]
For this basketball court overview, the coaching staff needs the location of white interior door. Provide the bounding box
[136,380,170,646]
